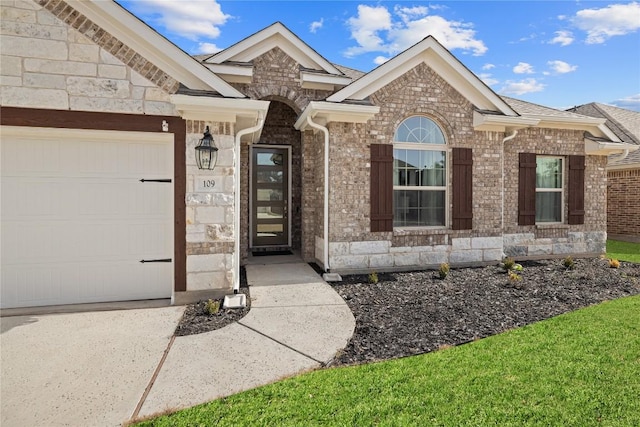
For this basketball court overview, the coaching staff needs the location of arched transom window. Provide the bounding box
[393,116,447,227]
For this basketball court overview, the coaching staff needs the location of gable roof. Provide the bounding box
[327,36,517,116]
[569,103,640,167]
[70,0,244,97]
[205,22,343,76]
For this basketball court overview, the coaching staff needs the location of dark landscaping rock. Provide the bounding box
[327,257,640,367]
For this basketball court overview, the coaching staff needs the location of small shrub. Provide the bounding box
[609,258,620,269]
[562,256,575,270]
[204,299,220,315]
[502,257,516,271]
[438,263,450,279]
[513,263,524,271]
[508,271,522,282]
[368,271,379,284]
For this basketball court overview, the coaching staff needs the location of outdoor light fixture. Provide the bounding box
[195,126,218,170]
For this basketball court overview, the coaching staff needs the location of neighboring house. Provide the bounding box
[1,0,635,310]
[568,103,640,237]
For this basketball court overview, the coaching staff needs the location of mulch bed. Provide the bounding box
[328,257,640,366]
[174,258,640,369]
[174,268,251,337]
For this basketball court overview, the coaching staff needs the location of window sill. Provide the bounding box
[535,223,568,229]
[393,227,448,236]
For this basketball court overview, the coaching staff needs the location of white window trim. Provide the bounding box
[535,156,564,225]
[392,141,448,230]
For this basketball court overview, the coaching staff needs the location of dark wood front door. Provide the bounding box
[251,146,289,247]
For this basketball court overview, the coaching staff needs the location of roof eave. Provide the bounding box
[473,111,539,131]
[294,101,380,130]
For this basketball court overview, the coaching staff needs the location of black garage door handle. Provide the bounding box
[140,258,172,263]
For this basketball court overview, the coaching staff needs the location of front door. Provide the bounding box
[251,146,290,248]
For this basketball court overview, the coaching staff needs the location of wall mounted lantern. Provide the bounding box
[195,126,218,170]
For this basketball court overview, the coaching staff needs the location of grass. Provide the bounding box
[134,295,640,427]
[607,240,640,263]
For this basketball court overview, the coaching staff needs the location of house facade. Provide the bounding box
[569,103,640,237]
[1,0,633,310]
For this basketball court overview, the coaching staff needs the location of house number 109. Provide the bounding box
[196,176,217,192]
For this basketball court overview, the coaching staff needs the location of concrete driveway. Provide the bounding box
[0,262,355,426]
[0,307,184,427]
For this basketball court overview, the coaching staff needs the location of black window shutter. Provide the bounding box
[452,147,473,230]
[370,144,393,232]
[568,155,585,225]
[518,153,536,226]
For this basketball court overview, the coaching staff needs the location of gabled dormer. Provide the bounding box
[201,22,352,90]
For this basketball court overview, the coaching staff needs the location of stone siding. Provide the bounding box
[185,120,236,291]
[607,168,640,236]
[1,0,178,114]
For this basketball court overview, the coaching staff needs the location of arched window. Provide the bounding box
[393,116,446,227]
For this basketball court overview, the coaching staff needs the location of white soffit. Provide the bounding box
[473,111,539,131]
[328,37,517,116]
[170,94,270,127]
[205,22,344,76]
[294,101,380,130]
[585,140,638,155]
[72,0,245,97]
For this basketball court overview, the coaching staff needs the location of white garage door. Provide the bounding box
[1,127,174,309]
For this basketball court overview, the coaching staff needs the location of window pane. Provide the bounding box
[536,158,562,189]
[395,149,446,187]
[393,190,445,227]
[421,151,446,186]
[393,116,445,144]
[536,192,562,222]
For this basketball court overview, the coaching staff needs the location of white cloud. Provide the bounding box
[374,56,390,65]
[479,73,499,87]
[500,78,545,95]
[345,5,393,57]
[310,18,324,33]
[123,0,229,41]
[196,42,221,54]
[345,4,487,61]
[550,30,574,46]
[573,2,640,44]
[513,62,535,74]
[482,63,495,70]
[547,60,577,74]
[610,93,640,111]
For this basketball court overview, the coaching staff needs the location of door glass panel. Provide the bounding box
[257,153,284,166]
[257,224,284,235]
[257,206,283,219]
[256,189,283,201]
[257,170,283,184]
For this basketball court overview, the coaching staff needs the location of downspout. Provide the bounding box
[501,130,518,238]
[306,116,330,271]
[233,114,264,293]
[609,149,630,163]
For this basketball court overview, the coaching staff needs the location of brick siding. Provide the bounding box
[607,168,640,236]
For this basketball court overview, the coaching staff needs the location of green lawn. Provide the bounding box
[135,295,640,427]
[607,240,640,263]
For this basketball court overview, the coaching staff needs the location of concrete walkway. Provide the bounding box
[0,262,355,426]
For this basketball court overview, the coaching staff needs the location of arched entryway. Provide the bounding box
[241,100,302,259]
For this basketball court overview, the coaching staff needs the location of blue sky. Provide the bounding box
[117,1,640,111]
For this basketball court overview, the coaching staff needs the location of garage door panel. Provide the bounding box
[1,128,174,309]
